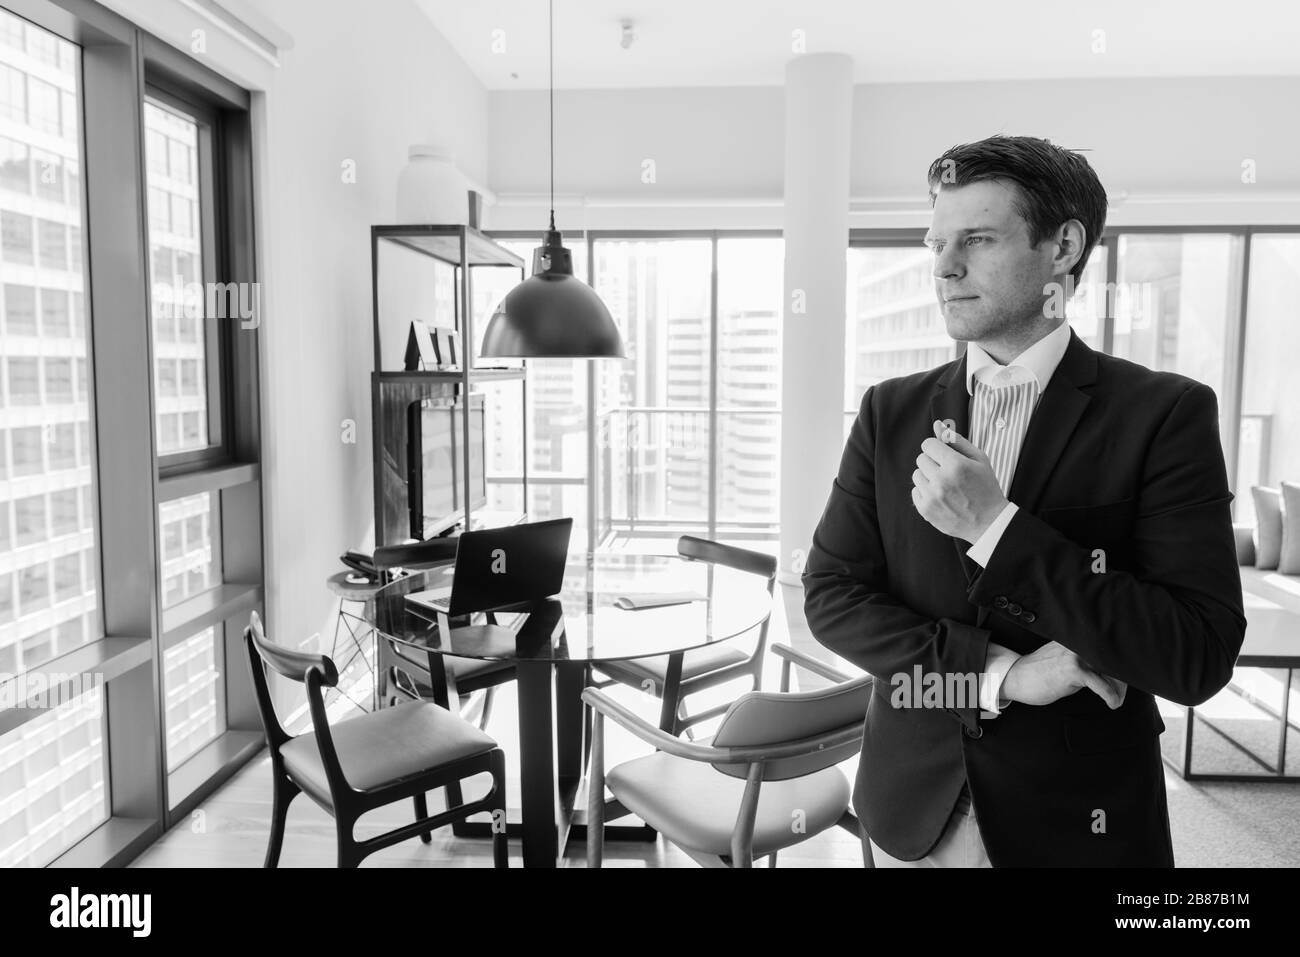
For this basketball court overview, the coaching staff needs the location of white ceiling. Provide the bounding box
[416,0,1300,90]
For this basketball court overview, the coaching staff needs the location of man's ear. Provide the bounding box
[1052,219,1087,280]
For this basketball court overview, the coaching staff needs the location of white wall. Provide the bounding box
[486,75,1300,230]
[255,0,488,653]
[103,0,491,655]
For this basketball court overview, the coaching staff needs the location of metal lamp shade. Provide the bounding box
[481,228,626,359]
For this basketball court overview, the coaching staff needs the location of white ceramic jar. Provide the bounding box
[395,145,468,224]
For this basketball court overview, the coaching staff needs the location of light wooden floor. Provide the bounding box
[135,582,868,868]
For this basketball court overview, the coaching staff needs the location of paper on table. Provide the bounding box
[613,590,706,611]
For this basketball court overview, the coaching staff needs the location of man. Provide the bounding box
[802,135,1245,867]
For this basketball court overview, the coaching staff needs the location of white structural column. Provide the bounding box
[778,53,854,584]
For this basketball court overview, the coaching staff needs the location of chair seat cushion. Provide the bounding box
[598,644,749,691]
[605,749,851,859]
[281,700,496,803]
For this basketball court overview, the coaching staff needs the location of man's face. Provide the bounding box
[925,179,1058,342]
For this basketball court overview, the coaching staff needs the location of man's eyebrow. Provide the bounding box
[922,226,1001,246]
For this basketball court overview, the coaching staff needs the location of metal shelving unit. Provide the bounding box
[369,225,529,546]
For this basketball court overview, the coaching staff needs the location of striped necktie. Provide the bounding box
[968,366,1039,496]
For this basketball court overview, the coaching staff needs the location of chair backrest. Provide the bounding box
[709,675,873,781]
[244,610,338,748]
[677,535,777,587]
[373,537,459,574]
[677,537,778,666]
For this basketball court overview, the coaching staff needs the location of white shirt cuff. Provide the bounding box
[967,502,1019,568]
[979,642,1022,718]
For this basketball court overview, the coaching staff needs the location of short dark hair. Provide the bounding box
[926,135,1107,284]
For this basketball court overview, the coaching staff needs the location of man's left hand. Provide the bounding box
[911,419,1009,543]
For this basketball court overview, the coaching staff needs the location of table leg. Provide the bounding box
[556,661,589,784]
[516,658,561,867]
[658,652,685,735]
[1279,668,1293,777]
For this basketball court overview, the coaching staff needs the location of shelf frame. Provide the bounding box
[370,226,530,547]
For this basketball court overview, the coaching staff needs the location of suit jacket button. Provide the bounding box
[993,596,1009,609]
[964,724,983,739]
[1008,603,1022,616]
[1023,610,1036,623]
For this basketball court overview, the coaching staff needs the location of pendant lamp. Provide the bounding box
[480,0,625,359]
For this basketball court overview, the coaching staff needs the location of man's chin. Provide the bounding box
[942,316,980,342]
[941,302,999,342]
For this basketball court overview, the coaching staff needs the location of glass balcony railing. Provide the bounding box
[596,406,780,549]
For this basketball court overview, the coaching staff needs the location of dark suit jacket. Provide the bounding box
[802,329,1246,867]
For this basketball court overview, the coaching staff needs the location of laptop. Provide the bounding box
[405,518,573,618]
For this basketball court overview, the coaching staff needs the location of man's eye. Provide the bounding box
[965,236,986,246]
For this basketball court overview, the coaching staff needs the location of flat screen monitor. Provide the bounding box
[408,393,486,539]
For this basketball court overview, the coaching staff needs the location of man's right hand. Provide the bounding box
[1001,640,1127,709]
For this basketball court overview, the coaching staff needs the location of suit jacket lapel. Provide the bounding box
[929,352,984,590]
[1005,329,1098,515]
[928,348,971,440]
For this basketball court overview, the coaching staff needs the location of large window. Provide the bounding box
[594,238,713,540]
[1112,233,1243,419]
[158,491,216,609]
[0,0,262,869]
[0,5,105,868]
[1070,244,1108,350]
[162,625,220,772]
[845,245,952,405]
[0,685,105,867]
[1237,234,1300,525]
[593,238,712,545]
[715,237,782,528]
[1112,233,1245,476]
[143,97,215,458]
[587,233,783,551]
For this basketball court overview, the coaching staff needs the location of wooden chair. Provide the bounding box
[592,535,777,736]
[372,539,515,732]
[244,610,508,868]
[584,643,874,867]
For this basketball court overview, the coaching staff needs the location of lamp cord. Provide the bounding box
[548,0,555,232]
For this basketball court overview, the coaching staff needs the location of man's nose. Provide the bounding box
[932,245,965,281]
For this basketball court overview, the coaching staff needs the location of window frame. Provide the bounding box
[143,79,231,474]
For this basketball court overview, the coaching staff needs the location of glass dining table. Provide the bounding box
[363,550,772,868]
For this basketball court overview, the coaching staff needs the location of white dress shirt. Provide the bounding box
[962,320,1073,717]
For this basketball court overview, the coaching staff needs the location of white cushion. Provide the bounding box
[1253,487,1283,570]
[605,748,850,859]
[1279,483,1300,574]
